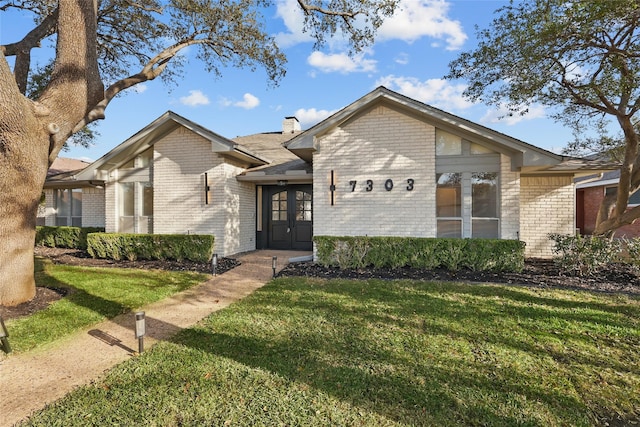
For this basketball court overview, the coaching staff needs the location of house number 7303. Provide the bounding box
[348,179,415,192]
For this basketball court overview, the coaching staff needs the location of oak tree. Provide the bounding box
[0,0,397,305]
[447,0,640,236]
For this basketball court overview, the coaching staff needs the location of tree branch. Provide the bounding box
[73,38,203,133]
[296,0,359,18]
[1,7,58,94]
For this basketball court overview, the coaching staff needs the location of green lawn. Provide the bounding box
[5,258,208,353]
[19,277,640,426]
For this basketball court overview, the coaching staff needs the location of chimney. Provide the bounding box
[282,116,301,134]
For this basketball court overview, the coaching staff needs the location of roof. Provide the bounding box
[43,157,94,189]
[234,131,313,183]
[285,86,618,175]
[74,111,271,182]
[48,157,90,178]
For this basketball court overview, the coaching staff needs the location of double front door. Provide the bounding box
[267,185,312,250]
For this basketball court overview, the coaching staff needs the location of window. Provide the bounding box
[296,191,312,221]
[435,130,462,155]
[117,149,153,233]
[436,172,500,239]
[472,173,499,238]
[436,173,462,237]
[272,191,287,221]
[605,186,640,206]
[55,189,82,226]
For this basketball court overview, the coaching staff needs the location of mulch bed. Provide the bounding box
[2,247,638,321]
[277,258,640,295]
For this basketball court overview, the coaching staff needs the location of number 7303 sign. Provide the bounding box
[348,178,415,192]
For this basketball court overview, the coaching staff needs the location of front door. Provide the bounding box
[267,185,312,250]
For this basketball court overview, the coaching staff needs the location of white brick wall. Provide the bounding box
[43,189,56,226]
[82,186,105,227]
[500,154,520,239]
[151,127,255,256]
[313,105,436,238]
[520,175,574,258]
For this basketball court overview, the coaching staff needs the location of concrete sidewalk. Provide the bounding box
[0,250,310,427]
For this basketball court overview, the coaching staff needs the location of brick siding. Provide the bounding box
[520,176,574,258]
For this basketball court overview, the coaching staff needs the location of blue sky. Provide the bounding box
[2,0,587,162]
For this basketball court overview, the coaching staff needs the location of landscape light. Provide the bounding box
[272,256,277,278]
[0,316,11,353]
[212,253,218,276]
[135,312,146,354]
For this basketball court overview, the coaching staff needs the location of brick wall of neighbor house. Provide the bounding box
[580,186,603,235]
[501,154,520,239]
[520,176,575,258]
[581,185,640,237]
[82,186,105,227]
[152,127,255,256]
[313,105,436,239]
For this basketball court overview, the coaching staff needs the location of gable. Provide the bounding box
[286,86,615,175]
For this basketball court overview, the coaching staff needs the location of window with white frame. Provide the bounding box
[55,189,82,226]
[435,128,501,239]
[436,173,462,237]
[117,149,153,233]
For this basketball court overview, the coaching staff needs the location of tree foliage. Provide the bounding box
[0,0,398,305]
[448,0,640,235]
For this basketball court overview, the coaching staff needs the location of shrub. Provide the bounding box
[35,226,104,250]
[548,233,620,276]
[314,236,525,272]
[87,233,214,263]
[618,237,640,272]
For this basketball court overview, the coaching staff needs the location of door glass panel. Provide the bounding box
[272,191,287,221]
[295,191,312,221]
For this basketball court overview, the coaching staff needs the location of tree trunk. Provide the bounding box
[0,0,104,305]
[0,76,50,306]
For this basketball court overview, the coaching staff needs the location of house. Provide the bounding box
[576,169,640,237]
[42,86,616,258]
[39,157,91,226]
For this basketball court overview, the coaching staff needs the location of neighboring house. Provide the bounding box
[576,169,640,237]
[43,86,616,258]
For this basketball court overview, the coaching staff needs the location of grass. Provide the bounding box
[18,277,640,426]
[4,258,208,353]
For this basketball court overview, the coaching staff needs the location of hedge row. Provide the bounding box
[314,236,525,272]
[87,233,214,263]
[35,226,105,250]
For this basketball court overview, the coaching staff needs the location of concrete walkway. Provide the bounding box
[0,250,310,427]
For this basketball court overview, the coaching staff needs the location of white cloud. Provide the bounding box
[131,83,148,94]
[274,0,466,50]
[375,75,475,111]
[293,107,338,127]
[220,93,261,110]
[480,104,547,125]
[307,51,377,74]
[378,0,467,49]
[234,93,260,109]
[179,90,210,107]
[395,53,409,65]
[273,0,314,48]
